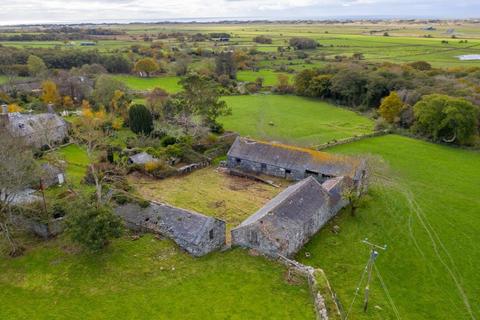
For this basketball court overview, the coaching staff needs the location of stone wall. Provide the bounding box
[315,130,390,151]
[276,255,342,320]
[13,215,64,239]
[115,202,226,257]
[227,156,305,181]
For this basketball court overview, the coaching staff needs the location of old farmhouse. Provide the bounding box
[0,109,69,149]
[115,202,226,257]
[227,137,366,186]
[231,176,353,257]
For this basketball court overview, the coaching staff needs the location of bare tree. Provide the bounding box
[71,109,111,206]
[0,130,39,256]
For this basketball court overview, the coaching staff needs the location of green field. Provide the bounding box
[298,135,480,320]
[113,75,182,93]
[0,235,314,319]
[237,70,292,86]
[220,95,374,146]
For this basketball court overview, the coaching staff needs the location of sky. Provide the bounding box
[0,0,479,25]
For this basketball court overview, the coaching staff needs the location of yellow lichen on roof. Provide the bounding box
[258,139,340,163]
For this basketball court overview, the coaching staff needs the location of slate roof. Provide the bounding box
[238,176,331,228]
[128,152,156,165]
[116,202,220,246]
[228,137,361,178]
[1,112,68,147]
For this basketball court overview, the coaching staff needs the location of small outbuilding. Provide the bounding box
[231,176,349,257]
[227,137,366,186]
[128,152,157,165]
[115,202,226,257]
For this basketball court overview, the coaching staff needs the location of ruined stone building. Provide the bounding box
[0,110,69,149]
[231,176,353,257]
[115,202,226,257]
[227,137,366,186]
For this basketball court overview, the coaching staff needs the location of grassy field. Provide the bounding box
[129,167,288,232]
[237,70,292,86]
[55,144,89,186]
[0,235,314,319]
[113,75,182,93]
[220,95,374,146]
[298,135,480,320]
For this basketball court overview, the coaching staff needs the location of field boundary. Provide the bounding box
[277,255,343,320]
[314,130,391,150]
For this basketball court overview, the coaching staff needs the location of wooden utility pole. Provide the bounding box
[362,238,387,313]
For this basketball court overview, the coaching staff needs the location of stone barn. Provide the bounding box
[231,176,350,257]
[0,111,68,149]
[115,202,226,257]
[227,137,366,186]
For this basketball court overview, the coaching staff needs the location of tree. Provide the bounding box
[378,91,404,123]
[92,75,127,110]
[27,55,47,77]
[289,37,318,50]
[413,94,479,144]
[146,87,169,119]
[0,132,39,256]
[253,35,273,44]
[72,104,110,204]
[66,200,123,251]
[294,69,316,96]
[110,90,130,120]
[274,74,293,94]
[129,104,153,135]
[215,51,237,79]
[330,68,369,107]
[178,74,231,127]
[41,80,60,105]
[134,57,159,77]
[309,75,333,98]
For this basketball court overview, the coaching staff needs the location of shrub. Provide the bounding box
[129,104,153,135]
[66,202,123,251]
[253,35,273,44]
[161,135,177,147]
[289,37,318,50]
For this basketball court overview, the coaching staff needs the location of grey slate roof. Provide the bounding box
[128,152,156,165]
[238,176,331,228]
[227,137,361,178]
[1,112,68,148]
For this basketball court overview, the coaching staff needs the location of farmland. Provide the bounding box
[0,235,314,319]
[220,95,374,146]
[113,75,182,93]
[298,135,480,319]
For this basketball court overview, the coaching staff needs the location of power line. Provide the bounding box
[374,264,402,320]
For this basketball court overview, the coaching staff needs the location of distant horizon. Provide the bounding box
[1,15,480,27]
[1,0,479,27]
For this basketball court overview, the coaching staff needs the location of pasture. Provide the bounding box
[113,75,182,93]
[298,135,480,320]
[220,95,374,146]
[0,235,314,319]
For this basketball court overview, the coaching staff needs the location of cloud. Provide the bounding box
[0,0,478,25]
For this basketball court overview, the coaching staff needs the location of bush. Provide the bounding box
[161,135,177,147]
[289,37,318,50]
[253,35,273,44]
[66,202,123,251]
[129,104,153,135]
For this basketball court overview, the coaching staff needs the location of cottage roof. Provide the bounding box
[128,152,156,165]
[4,113,67,138]
[238,176,331,228]
[227,137,361,178]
